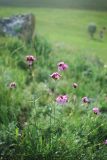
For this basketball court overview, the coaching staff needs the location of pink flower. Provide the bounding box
[56,95,68,105]
[57,62,68,71]
[72,83,78,88]
[104,140,107,144]
[50,72,61,80]
[26,55,36,66]
[93,107,100,115]
[82,97,90,104]
[9,82,16,89]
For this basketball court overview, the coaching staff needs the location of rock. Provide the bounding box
[0,14,35,42]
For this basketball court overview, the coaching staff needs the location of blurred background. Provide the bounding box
[0,0,107,10]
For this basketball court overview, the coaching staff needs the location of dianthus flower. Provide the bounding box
[57,62,68,71]
[56,95,68,105]
[50,72,61,80]
[26,55,36,66]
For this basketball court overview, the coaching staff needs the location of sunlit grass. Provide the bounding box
[0,7,107,61]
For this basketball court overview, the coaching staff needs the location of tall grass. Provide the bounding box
[0,35,107,159]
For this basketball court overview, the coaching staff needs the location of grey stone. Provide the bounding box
[0,14,35,42]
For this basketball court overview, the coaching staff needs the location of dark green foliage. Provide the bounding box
[88,23,97,38]
[0,35,107,159]
[34,34,52,58]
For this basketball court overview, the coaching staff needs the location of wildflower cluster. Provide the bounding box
[8,57,107,151]
[50,61,106,145]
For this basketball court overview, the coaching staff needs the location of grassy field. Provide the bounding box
[1,7,107,160]
[0,7,107,61]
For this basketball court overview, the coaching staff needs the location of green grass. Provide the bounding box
[1,35,107,159]
[0,7,107,61]
[1,7,107,159]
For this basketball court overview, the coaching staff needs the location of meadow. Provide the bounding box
[0,7,107,61]
[0,7,107,160]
